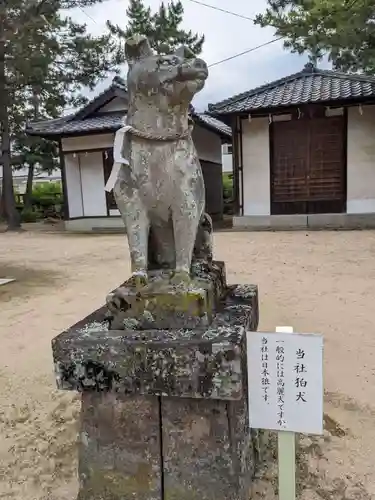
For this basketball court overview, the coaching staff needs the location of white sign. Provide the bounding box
[247,331,323,435]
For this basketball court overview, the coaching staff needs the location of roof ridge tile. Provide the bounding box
[209,67,375,114]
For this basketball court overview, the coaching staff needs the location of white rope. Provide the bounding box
[127,125,190,142]
[105,125,131,192]
[105,124,190,193]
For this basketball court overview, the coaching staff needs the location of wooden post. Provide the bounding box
[276,326,296,500]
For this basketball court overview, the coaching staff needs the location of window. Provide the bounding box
[223,143,233,155]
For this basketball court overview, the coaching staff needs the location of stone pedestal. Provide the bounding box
[52,281,260,500]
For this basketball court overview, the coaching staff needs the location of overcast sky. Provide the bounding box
[71,0,331,111]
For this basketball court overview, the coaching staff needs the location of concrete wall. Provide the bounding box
[1,166,61,194]
[193,126,224,219]
[193,125,223,164]
[201,161,223,220]
[347,105,375,213]
[222,153,232,173]
[65,217,124,232]
[65,154,83,218]
[222,144,233,173]
[241,117,270,216]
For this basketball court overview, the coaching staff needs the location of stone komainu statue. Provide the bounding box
[110,34,212,288]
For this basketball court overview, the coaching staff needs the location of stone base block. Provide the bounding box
[78,393,161,500]
[77,393,256,500]
[53,284,258,399]
[107,260,227,330]
[52,283,260,500]
[162,397,255,500]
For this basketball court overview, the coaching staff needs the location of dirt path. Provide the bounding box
[1,229,375,499]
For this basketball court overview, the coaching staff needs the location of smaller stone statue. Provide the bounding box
[110,34,209,288]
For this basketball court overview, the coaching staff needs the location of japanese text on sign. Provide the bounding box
[247,331,323,435]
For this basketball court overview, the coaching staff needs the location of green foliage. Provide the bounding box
[107,0,205,56]
[223,173,233,199]
[223,173,234,215]
[21,207,40,223]
[255,0,375,73]
[31,181,62,207]
[32,181,62,198]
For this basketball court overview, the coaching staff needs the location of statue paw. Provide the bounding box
[170,270,191,287]
[129,271,148,291]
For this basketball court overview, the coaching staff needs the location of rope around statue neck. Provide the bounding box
[126,125,192,142]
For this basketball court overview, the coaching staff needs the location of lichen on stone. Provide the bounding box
[231,284,258,300]
[76,321,109,336]
[123,318,140,330]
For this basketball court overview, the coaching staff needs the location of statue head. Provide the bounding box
[125,35,208,106]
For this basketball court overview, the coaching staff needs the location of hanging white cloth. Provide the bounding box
[105,124,131,192]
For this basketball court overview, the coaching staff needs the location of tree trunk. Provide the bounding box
[0,180,5,220]
[23,163,35,211]
[0,25,21,230]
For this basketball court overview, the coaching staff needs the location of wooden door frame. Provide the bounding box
[343,107,348,213]
[269,118,310,215]
[102,148,116,216]
[269,107,348,215]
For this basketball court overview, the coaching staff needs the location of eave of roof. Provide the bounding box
[209,65,375,116]
[26,76,231,140]
[26,111,231,140]
[26,111,125,138]
[74,76,127,121]
[191,111,231,139]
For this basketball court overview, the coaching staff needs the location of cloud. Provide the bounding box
[72,0,332,111]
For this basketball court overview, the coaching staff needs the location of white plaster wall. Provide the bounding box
[347,105,375,213]
[193,125,222,164]
[79,152,107,216]
[65,154,83,217]
[61,133,115,152]
[241,117,270,216]
[100,97,127,113]
[65,217,124,232]
[222,147,233,173]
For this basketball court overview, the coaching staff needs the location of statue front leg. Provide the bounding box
[114,178,150,290]
[172,193,204,285]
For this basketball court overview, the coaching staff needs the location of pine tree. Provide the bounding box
[255,0,375,74]
[0,0,120,230]
[107,0,205,56]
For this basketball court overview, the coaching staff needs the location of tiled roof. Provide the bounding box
[192,112,231,138]
[27,110,231,139]
[26,77,231,139]
[209,65,375,115]
[27,112,125,136]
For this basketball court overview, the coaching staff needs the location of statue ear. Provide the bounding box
[125,35,153,65]
[174,45,195,60]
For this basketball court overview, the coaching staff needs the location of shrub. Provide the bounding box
[31,181,63,208]
[21,208,40,223]
[223,173,234,215]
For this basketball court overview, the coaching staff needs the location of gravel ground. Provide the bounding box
[1,227,375,499]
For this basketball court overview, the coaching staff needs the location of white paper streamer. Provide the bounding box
[105,124,131,192]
